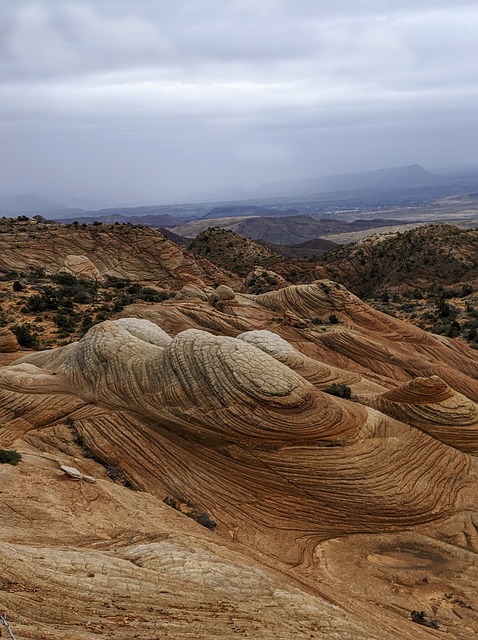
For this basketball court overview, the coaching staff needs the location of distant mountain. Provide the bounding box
[234,215,413,245]
[259,237,339,258]
[157,227,191,247]
[0,194,68,215]
[256,164,443,198]
[57,212,185,226]
[202,205,302,220]
[172,215,416,245]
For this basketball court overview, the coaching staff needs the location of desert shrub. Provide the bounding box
[328,314,339,324]
[106,466,123,481]
[2,270,19,281]
[0,450,22,465]
[52,272,78,287]
[467,327,478,341]
[411,611,438,629]
[80,314,94,333]
[323,383,352,399]
[52,312,78,333]
[163,496,179,509]
[436,297,452,318]
[193,512,217,530]
[447,320,461,337]
[105,276,130,289]
[27,266,46,279]
[128,283,142,294]
[26,294,47,312]
[137,288,173,302]
[11,323,40,349]
[12,280,23,292]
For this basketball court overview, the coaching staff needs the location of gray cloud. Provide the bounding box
[1,1,477,204]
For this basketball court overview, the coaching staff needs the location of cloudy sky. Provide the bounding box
[1,0,477,206]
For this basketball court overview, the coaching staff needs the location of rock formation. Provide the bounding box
[364,375,478,453]
[59,254,105,281]
[0,327,20,353]
[1,280,478,638]
[0,221,239,289]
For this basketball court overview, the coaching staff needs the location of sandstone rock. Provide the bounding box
[0,328,20,353]
[59,254,105,281]
[237,329,361,389]
[1,280,478,639]
[0,223,240,289]
[364,375,478,454]
[177,284,209,300]
[115,317,172,347]
[60,464,96,483]
[210,284,236,303]
[1,319,471,550]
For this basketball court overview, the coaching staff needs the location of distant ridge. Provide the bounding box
[255,164,443,198]
[0,193,68,215]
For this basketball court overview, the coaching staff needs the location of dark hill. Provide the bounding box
[234,215,413,245]
[203,205,301,219]
[190,228,276,277]
[258,237,338,258]
[316,224,478,298]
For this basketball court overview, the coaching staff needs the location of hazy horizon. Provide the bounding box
[1,1,478,207]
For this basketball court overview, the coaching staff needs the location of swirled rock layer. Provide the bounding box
[365,375,478,453]
[0,320,471,556]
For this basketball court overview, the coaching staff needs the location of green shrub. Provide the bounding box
[411,611,438,629]
[11,323,41,349]
[0,450,22,465]
[323,383,352,399]
[12,280,23,292]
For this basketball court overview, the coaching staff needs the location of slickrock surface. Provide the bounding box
[0,222,239,288]
[1,281,478,638]
[237,329,376,392]
[59,254,105,281]
[364,375,478,453]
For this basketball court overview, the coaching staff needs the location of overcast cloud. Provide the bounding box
[1,0,477,205]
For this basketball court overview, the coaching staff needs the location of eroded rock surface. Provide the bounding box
[1,281,478,639]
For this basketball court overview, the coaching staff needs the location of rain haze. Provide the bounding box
[1,0,477,207]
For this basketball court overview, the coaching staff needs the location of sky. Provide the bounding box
[1,0,478,206]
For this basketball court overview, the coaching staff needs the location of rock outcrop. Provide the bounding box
[1,280,478,639]
[364,375,478,453]
[0,319,472,552]
[0,221,239,289]
[59,254,105,281]
[0,327,20,353]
